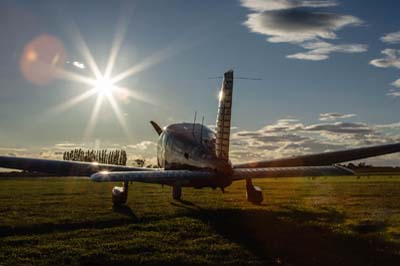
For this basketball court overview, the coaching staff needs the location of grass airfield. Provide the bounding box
[1,176,400,266]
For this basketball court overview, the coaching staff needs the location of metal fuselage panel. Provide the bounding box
[156,123,232,188]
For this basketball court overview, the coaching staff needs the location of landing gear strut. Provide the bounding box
[246,178,263,204]
[112,181,129,206]
[172,185,182,200]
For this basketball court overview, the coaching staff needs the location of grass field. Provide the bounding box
[1,176,400,266]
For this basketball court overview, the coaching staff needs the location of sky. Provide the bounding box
[1,0,400,166]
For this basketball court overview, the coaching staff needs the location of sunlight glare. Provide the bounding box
[94,77,115,96]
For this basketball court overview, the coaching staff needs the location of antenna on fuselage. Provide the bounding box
[192,111,197,137]
[200,116,204,143]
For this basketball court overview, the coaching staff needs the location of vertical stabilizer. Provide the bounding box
[215,70,233,161]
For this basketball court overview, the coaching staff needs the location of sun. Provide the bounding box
[94,77,115,96]
[50,19,171,142]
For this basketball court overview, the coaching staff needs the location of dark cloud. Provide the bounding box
[241,0,366,60]
[255,134,309,142]
[305,122,373,134]
[245,9,361,43]
[282,138,345,152]
[240,0,337,12]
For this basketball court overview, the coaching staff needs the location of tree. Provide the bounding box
[62,149,128,166]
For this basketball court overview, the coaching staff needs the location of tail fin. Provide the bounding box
[215,70,233,162]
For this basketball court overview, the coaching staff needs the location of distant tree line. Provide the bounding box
[340,162,373,169]
[63,149,127,166]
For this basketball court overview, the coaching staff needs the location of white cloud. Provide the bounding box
[127,140,156,151]
[72,61,85,69]
[392,79,400,88]
[370,49,400,69]
[0,147,27,152]
[0,147,28,158]
[319,112,357,121]
[126,141,157,165]
[387,89,400,98]
[54,142,82,149]
[370,49,400,96]
[230,117,400,165]
[375,121,400,129]
[287,53,328,61]
[288,42,367,61]
[241,0,366,60]
[381,31,400,44]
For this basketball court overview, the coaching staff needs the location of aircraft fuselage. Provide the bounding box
[156,123,232,188]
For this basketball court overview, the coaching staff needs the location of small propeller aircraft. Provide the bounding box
[1,70,400,206]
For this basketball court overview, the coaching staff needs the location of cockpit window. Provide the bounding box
[165,123,216,142]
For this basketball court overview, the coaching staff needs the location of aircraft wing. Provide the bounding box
[0,156,155,176]
[234,143,400,168]
[92,166,353,184]
[91,170,218,185]
[232,166,353,181]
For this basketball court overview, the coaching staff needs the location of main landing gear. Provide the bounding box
[172,184,182,200]
[112,181,129,207]
[246,178,263,204]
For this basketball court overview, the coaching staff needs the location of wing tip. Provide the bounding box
[90,171,110,182]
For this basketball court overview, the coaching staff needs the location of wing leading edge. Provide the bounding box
[92,166,353,184]
[0,156,155,176]
[91,170,218,185]
[234,143,400,169]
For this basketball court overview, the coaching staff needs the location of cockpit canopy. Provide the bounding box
[164,123,216,150]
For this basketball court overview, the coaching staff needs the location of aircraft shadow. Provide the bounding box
[0,206,141,238]
[170,199,196,207]
[184,207,400,266]
[2,203,399,265]
[112,205,138,219]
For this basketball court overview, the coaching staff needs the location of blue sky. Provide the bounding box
[1,0,400,165]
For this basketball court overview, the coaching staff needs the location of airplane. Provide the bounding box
[1,70,400,206]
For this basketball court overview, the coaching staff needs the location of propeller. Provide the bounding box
[150,121,163,135]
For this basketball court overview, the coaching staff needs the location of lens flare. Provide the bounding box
[20,34,66,85]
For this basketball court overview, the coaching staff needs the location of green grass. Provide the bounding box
[1,176,400,265]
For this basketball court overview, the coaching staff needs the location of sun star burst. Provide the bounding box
[50,14,179,143]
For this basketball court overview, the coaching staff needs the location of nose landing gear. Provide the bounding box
[112,181,129,206]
